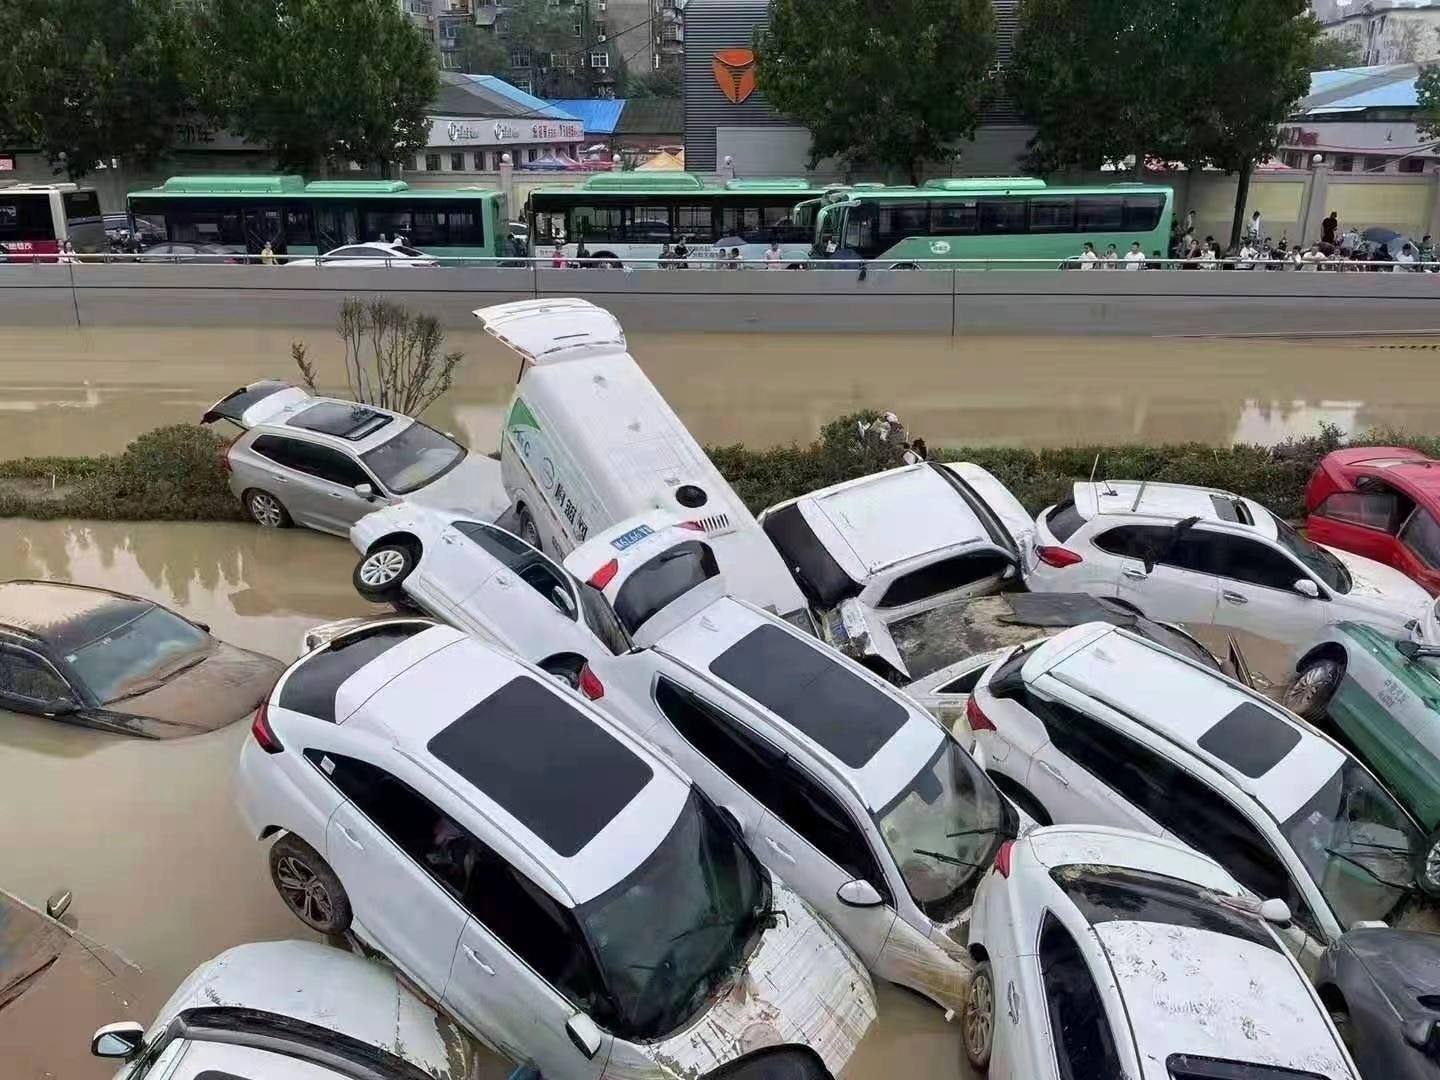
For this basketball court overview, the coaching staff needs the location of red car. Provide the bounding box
[1304,446,1440,595]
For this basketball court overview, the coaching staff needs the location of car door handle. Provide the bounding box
[763,837,796,864]
[1222,591,1249,605]
[337,825,364,850]
[1036,760,1071,788]
[1122,568,1147,580]
[462,946,496,976]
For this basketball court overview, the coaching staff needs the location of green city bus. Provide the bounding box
[126,175,513,260]
[812,178,1175,268]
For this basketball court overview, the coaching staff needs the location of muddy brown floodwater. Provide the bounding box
[2,328,1440,460]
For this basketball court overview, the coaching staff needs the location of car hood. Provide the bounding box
[406,452,509,523]
[105,644,282,738]
[1337,927,1440,1029]
[1,888,148,1080]
[623,880,876,1080]
[1331,548,1433,621]
[144,941,479,1079]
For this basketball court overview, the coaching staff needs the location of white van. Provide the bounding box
[474,297,811,626]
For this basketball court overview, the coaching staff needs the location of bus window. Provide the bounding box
[675,204,715,242]
[763,205,805,243]
[166,205,246,248]
[1122,195,1164,231]
[362,208,412,242]
[719,205,761,240]
[569,206,620,241]
[626,206,671,242]
[1076,197,1124,232]
[0,195,58,247]
[1028,198,1076,233]
[284,207,314,249]
[978,199,1026,234]
[842,202,877,255]
[878,202,929,248]
[931,200,977,235]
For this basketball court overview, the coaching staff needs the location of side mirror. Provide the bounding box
[1258,898,1292,925]
[551,586,577,618]
[354,483,376,502]
[1399,639,1421,660]
[1403,1018,1440,1057]
[91,1022,145,1059]
[1294,579,1320,599]
[837,879,885,908]
[565,1014,604,1060]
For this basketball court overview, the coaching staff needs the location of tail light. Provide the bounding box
[589,559,619,590]
[994,840,1015,878]
[220,438,236,473]
[966,695,997,733]
[251,700,284,753]
[578,663,605,700]
[1036,546,1083,568]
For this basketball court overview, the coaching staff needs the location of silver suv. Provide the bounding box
[201,380,507,536]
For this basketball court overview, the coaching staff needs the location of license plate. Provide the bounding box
[610,524,654,551]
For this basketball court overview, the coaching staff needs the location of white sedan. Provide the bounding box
[285,241,439,268]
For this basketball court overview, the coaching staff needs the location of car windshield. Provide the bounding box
[61,607,212,703]
[579,790,771,1040]
[360,421,466,495]
[1282,759,1425,927]
[391,244,427,258]
[874,739,1016,921]
[1269,511,1351,594]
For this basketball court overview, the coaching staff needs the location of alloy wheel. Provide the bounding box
[964,970,994,1064]
[359,549,407,587]
[274,855,335,927]
[1284,664,1333,715]
[249,492,284,528]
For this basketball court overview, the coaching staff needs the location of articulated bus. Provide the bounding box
[526,173,830,267]
[812,178,1175,268]
[0,182,104,260]
[126,175,513,261]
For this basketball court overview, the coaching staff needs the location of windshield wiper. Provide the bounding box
[914,848,987,869]
[1324,846,1415,892]
[946,825,1008,840]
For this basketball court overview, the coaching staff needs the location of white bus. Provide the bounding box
[0,182,104,261]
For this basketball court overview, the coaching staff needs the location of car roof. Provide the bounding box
[1021,825,1243,895]
[253,393,413,450]
[325,625,692,905]
[1338,927,1440,1027]
[803,463,986,575]
[1073,480,1275,534]
[1034,625,1345,821]
[0,579,156,652]
[654,597,945,810]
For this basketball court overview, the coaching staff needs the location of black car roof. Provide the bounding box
[0,580,154,653]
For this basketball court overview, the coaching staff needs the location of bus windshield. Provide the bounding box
[0,186,104,258]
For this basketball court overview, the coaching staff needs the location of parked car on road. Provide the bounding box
[201,380,508,537]
[967,622,1440,968]
[1029,479,1433,670]
[284,241,439,268]
[1316,927,1440,1079]
[136,242,241,264]
[235,619,877,1080]
[758,461,1037,679]
[1305,446,1440,596]
[0,579,280,738]
[91,940,482,1080]
[963,824,1360,1079]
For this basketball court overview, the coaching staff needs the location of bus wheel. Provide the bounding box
[891,262,919,271]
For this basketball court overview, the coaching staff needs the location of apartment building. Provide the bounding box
[1312,0,1440,65]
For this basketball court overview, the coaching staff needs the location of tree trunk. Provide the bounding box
[1229,160,1254,250]
[1133,147,1145,180]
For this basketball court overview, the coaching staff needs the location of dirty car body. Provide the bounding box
[1316,927,1440,1080]
[0,579,280,738]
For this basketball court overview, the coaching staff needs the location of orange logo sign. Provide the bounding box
[712,49,757,104]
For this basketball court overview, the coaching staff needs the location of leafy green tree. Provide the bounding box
[1417,65,1440,140]
[191,0,437,175]
[453,0,589,96]
[1310,33,1363,70]
[628,67,683,99]
[0,0,191,178]
[754,0,997,182]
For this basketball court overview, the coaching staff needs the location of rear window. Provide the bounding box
[1045,498,1088,543]
[289,401,394,441]
[613,540,719,634]
[1195,703,1300,778]
[204,380,292,424]
[279,624,427,722]
[762,503,860,608]
[985,640,1044,698]
[426,676,652,857]
[708,624,907,768]
[1167,1055,1331,1080]
[63,190,101,222]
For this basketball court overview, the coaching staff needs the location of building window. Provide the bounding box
[594,20,606,37]
[440,51,461,69]
[511,50,531,67]
[572,21,582,36]
[528,148,538,163]
[590,51,610,68]
[1333,154,1354,172]
[439,21,459,41]
[473,151,486,170]
[514,77,533,93]
[1363,155,1389,173]
[450,152,465,171]
[1399,156,1426,174]
[424,153,441,171]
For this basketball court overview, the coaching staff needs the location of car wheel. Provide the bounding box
[1282,657,1342,722]
[1327,1001,1357,1054]
[516,505,542,550]
[244,489,292,529]
[353,543,416,603]
[540,654,586,689]
[1417,826,1440,898]
[962,960,995,1071]
[268,833,352,935]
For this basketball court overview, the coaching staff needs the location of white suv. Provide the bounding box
[234,619,878,1080]
[966,622,1440,966]
[964,825,1360,1079]
[1029,480,1432,669]
[566,515,1027,1016]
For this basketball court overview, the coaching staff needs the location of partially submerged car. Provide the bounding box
[758,460,1037,680]
[1317,927,1440,1079]
[0,580,281,738]
[92,940,482,1080]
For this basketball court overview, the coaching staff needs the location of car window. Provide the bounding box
[1172,532,1305,591]
[1319,490,1402,532]
[1038,912,1124,1080]
[0,646,74,703]
[1045,499,1089,543]
[613,540,720,634]
[762,502,861,608]
[576,583,632,655]
[770,758,892,900]
[655,676,789,799]
[250,435,369,488]
[875,552,1014,609]
[1166,1054,1336,1079]
[361,422,466,496]
[517,561,575,616]
[1400,508,1440,569]
[59,606,212,704]
[937,665,987,695]
[1092,524,1173,560]
[455,521,535,567]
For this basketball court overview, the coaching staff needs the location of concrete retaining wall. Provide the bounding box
[2,264,1438,336]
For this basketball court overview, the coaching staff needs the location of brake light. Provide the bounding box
[994,840,1014,878]
[251,700,283,753]
[676,521,705,532]
[1036,546,1083,568]
[589,559,620,590]
[966,695,997,733]
[578,663,604,700]
[220,438,236,473]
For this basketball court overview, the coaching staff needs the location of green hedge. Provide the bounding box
[1,414,1436,524]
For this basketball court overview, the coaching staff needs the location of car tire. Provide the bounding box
[962,960,996,1072]
[516,504,542,551]
[540,654,586,689]
[1326,1001,1357,1054]
[1282,657,1342,722]
[354,543,417,603]
[244,489,292,529]
[268,833,352,935]
[987,771,1053,827]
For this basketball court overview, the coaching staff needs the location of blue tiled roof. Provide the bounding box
[545,98,626,134]
[1302,63,1420,112]
[455,75,579,120]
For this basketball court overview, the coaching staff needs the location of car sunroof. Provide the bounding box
[1195,702,1301,778]
[427,676,653,857]
[289,401,394,440]
[709,624,907,768]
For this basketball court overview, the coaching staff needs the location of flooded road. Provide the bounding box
[0,519,968,1080]
[1,328,1439,460]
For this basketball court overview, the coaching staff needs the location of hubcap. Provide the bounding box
[1426,842,1440,890]
[520,517,540,547]
[274,855,335,927]
[360,549,406,587]
[1285,664,1332,712]
[250,493,283,528]
[964,972,994,1061]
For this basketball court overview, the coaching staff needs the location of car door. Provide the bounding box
[1201,531,1322,661]
[1105,523,1221,626]
[408,520,503,627]
[286,440,382,534]
[1308,488,1408,568]
[1396,506,1440,590]
[0,644,82,719]
[306,751,470,999]
[246,435,363,533]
